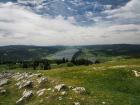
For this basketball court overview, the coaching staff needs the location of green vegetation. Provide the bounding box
[0,59,140,105]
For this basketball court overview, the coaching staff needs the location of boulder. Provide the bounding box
[0,87,6,94]
[18,80,33,89]
[132,70,140,77]
[47,88,51,91]
[29,73,42,78]
[72,87,86,94]
[37,77,48,84]
[16,90,33,104]
[0,79,9,86]
[68,86,74,89]
[13,73,29,81]
[102,101,106,105]
[73,102,80,105]
[58,96,62,101]
[61,91,67,95]
[0,89,6,94]
[54,84,68,92]
[36,88,46,96]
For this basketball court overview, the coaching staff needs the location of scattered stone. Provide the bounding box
[132,70,140,77]
[16,90,33,104]
[37,77,48,84]
[0,79,9,86]
[29,73,42,78]
[61,91,67,95]
[58,96,62,101]
[35,73,42,77]
[54,84,68,91]
[73,102,80,105]
[0,87,6,94]
[36,89,46,96]
[19,80,33,89]
[0,89,6,94]
[47,88,51,91]
[102,101,106,105]
[72,87,86,94]
[52,89,55,92]
[68,86,74,89]
[13,73,29,81]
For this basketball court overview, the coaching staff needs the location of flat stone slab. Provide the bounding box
[0,79,9,86]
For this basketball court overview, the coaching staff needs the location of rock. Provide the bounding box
[29,73,42,78]
[132,70,140,77]
[58,96,62,101]
[37,77,48,84]
[0,87,6,94]
[36,89,46,96]
[35,73,42,77]
[54,84,68,92]
[72,87,86,94]
[68,86,74,89]
[73,102,80,105]
[18,80,33,89]
[13,73,29,81]
[102,101,106,105]
[0,79,9,86]
[47,88,51,91]
[16,90,33,104]
[61,91,67,95]
[0,89,6,94]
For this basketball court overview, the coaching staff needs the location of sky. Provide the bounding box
[0,0,140,46]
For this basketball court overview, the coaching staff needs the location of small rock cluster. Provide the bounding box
[16,90,33,104]
[0,71,86,105]
[132,70,140,77]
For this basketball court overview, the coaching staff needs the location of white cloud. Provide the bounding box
[105,0,140,23]
[0,1,140,46]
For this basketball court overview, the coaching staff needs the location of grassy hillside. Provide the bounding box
[0,59,140,105]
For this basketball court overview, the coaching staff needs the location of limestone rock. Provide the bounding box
[18,80,33,89]
[132,70,140,77]
[0,79,9,86]
[0,87,6,94]
[36,89,46,96]
[61,91,67,95]
[73,102,80,105]
[37,77,48,84]
[54,84,68,91]
[72,87,86,94]
[16,90,33,104]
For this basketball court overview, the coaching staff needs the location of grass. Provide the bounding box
[0,58,140,105]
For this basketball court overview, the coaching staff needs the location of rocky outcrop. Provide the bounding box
[36,88,46,96]
[18,80,33,89]
[132,70,140,77]
[37,77,48,85]
[16,90,33,104]
[0,87,6,94]
[54,84,68,92]
[72,87,86,94]
[73,102,80,105]
[0,71,86,105]
[0,79,9,86]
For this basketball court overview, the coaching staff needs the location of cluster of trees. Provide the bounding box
[0,56,100,70]
[22,59,51,70]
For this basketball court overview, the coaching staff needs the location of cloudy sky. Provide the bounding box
[0,0,140,46]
